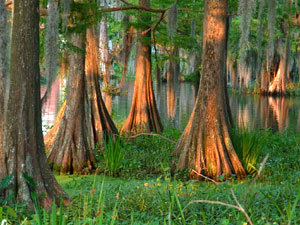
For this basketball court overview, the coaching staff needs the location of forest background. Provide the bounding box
[0,0,299,224]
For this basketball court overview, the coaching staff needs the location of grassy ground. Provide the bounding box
[1,129,300,224]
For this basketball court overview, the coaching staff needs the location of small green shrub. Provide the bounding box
[104,136,124,176]
[230,128,265,174]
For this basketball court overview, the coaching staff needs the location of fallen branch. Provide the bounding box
[128,133,176,144]
[231,190,253,225]
[190,169,220,185]
[184,189,254,225]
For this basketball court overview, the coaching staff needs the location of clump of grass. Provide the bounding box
[230,127,265,174]
[104,135,124,176]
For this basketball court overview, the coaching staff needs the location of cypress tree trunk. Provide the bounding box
[0,0,8,116]
[47,33,95,174]
[268,51,286,94]
[174,0,246,180]
[121,0,163,133]
[99,16,111,87]
[260,65,269,93]
[256,0,265,87]
[46,26,118,174]
[119,16,135,88]
[230,61,237,89]
[85,26,118,146]
[44,101,66,150]
[0,0,9,167]
[0,0,66,208]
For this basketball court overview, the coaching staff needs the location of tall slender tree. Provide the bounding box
[0,0,66,208]
[85,25,118,147]
[121,0,163,133]
[0,0,9,191]
[0,0,9,145]
[255,0,265,87]
[119,16,135,88]
[174,0,246,180]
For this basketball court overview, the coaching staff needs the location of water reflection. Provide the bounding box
[41,79,62,133]
[42,80,300,132]
[230,95,299,132]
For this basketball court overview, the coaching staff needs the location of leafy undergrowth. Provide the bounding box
[1,130,300,224]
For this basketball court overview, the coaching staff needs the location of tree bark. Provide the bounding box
[0,0,66,209]
[230,61,237,89]
[85,26,118,147]
[0,0,8,115]
[121,0,163,133]
[46,26,118,174]
[266,1,291,95]
[47,33,95,174]
[256,0,265,87]
[0,0,9,169]
[260,65,269,93]
[173,0,246,180]
[119,16,135,88]
[99,16,111,87]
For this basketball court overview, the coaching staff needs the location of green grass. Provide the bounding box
[1,129,300,224]
[103,135,124,177]
[230,127,266,174]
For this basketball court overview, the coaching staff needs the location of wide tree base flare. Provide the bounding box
[173,0,246,181]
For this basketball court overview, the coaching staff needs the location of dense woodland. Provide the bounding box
[0,0,300,224]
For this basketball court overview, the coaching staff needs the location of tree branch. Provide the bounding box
[184,190,254,225]
[99,1,203,14]
[190,169,220,185]
[151,11,166,45]
[99,6,165,13]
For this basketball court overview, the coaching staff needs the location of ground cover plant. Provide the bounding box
[1,129,299,225]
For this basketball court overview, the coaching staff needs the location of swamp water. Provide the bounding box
[42,80,300,133]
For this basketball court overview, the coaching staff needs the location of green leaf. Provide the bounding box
[3,206,17,219]
[0,174,13,189]
[22,173,36,188]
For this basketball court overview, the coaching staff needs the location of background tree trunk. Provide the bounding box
[256,0,265,87]
[229,61,237,89]
[99,15,111,87]
[174,0,246,180]
[121,0,163,133]
[119,16,135,88]
[85,26,118,147]
[0,0,66,208]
